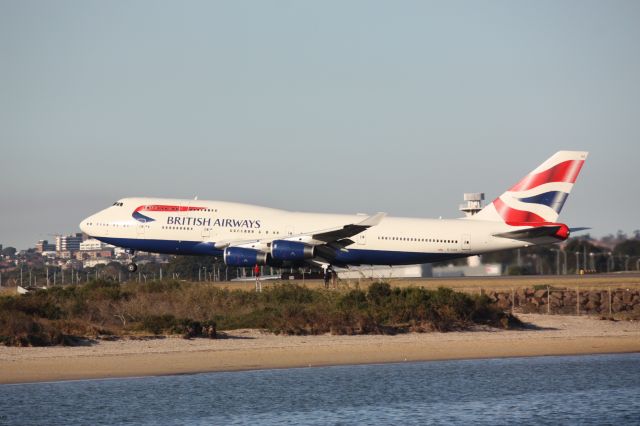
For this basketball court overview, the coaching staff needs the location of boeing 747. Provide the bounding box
[80,151,588,272]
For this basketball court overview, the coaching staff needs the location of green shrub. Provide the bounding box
[0,281,520,345]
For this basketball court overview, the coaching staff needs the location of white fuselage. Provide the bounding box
[80,197,535,266]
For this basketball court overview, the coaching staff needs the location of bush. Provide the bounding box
[0,281,519,345]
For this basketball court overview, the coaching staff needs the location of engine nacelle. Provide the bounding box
[271,240,315,261]
[223,247,268,266]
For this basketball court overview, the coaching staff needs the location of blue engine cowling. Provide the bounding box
[223,247,268,266]
[270,240,315,261]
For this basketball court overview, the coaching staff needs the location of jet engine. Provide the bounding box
[270,240,315,261]
[223,247,268,266]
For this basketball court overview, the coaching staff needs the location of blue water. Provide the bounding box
[1,354,639,425]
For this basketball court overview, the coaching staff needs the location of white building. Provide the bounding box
[337,264,433,279]
[83,258,112,268]
[80,238,111,251]
[56,233,83,252]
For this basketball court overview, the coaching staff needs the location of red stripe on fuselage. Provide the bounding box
[509,160,584,192]
[134,205,206,213]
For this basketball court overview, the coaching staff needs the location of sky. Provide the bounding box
[1,1,639,250]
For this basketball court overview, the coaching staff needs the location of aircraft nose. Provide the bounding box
[79,216,91,234]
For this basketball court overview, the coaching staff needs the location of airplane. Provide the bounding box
[79,151,588,273]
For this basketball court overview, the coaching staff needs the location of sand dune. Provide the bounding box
[1,314,639,384]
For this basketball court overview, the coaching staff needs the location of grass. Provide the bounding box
[0,280,518,346]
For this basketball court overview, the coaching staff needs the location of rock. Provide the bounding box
[551,291,564,300]
[587,292,601,303]
[612,303,624,313]
[522,302,540,313]
[585,301,599,312]
[534,289,548,298]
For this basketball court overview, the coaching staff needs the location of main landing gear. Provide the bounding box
[126,249,138,272]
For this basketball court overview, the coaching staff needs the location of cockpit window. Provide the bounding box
[112,202,124,207]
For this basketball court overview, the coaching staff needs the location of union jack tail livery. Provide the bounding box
[471,151,588,225]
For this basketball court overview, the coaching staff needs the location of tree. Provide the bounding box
[1,247,17,257]
[614,240,640,257]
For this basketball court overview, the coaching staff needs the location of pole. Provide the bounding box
[547,285,550,314]
[20,265,23,287]
[575,252,580,274]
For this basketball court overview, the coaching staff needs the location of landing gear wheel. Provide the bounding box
[127,263,138,273]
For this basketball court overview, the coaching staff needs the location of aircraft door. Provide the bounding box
[461,234,471,250]
[136,223,145,237]
[357,233,367,246]
[201,226,210,240]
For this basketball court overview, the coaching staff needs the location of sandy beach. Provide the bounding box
[1,314,639,384]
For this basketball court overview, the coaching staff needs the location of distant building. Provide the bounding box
[56,233,84,253]
[337,264,433,279]
[75,250,113,261]
[83,258,112,268]
[36,240,56,253]
[432,263,502,277]
[80,238,110,251]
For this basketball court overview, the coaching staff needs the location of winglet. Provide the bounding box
[357,212,386,227]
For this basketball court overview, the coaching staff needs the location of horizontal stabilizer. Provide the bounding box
[493,223,570,240]
[569,227,591,233]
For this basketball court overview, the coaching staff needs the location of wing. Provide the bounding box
[214,212,386,250]
[310,212,386,244]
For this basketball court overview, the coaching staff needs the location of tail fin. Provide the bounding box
[470,151,588,224]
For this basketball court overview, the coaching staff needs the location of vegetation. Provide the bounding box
[0,281,519,346]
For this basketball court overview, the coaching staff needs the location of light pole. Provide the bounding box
[561,249,567,275]
[551,249,560,275]
[575,252,580,274]
[589,252,595,271]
